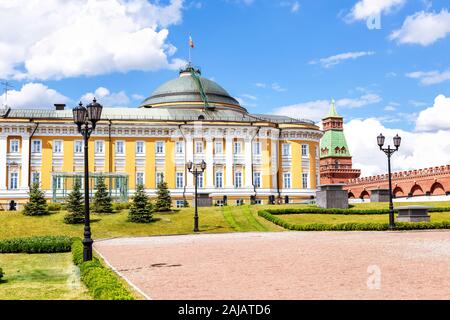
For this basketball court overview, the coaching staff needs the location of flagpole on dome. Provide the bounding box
[189,35,195,66]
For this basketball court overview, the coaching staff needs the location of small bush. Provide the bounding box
[0,236,73,253]
[48,203,62,212]
[112,202,131,212]
[264,207,450,216]
[72,238,134,300]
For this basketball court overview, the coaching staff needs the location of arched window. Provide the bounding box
[334,160,339,169]
[335,147,340,154]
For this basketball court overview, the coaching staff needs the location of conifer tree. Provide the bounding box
[64,181,84,224]
[128,184,153,223]
[23,183,50,216]
[92,176,114,214]
[154,177,172,212]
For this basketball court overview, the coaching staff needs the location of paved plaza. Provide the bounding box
[94,231,450,300]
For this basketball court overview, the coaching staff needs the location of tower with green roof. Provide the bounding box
[319,100,361,184]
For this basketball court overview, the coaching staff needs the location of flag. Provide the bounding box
[189,36,194,48]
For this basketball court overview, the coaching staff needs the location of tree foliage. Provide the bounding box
[23,183,50,216]
[64,181,85,224]
[154,177,172,212]
[92,176,114,214]
[128,184,153,223]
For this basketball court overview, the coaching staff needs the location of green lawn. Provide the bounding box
[0,205,283,240]
[0,253,90,300]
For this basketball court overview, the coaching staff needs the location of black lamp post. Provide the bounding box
[187,160,206,232]
[73,99,103,261]
[377,133,402,230]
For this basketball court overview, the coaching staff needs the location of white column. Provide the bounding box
[225,136,234,188]
[245,138,253,188]
[0,135,7,190]
[21,135,30,189]
[186,136,194,187]
[271,139,278,189]
[205,137,214,188]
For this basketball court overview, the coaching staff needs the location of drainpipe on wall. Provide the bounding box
[250,125,261,200]
[276,125,282,203]
[108,120,112,172]
[28,120,39,187]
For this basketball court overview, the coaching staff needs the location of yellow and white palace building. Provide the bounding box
[0,65,322,208]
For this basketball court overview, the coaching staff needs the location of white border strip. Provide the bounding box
[93,247,152,301]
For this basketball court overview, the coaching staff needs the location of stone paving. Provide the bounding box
[94,231,450,300]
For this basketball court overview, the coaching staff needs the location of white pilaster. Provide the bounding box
[245,139,253,188]
[0,135,6,190]
[21,135,30,189]
[205,137,214,187]
[186,136,194,187]
[225,136,234,188]
[271,139,278,189]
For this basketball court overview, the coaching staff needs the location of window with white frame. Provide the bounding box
[283,173,291,189]
[135,141,145,155]
[253,172,261,188]
[156,141,164,154]
[31,140,42,153]
[136,172,144,187]
[176,141,184,154]
[9,172,18,190]
[74,140,83,154]
[32,172,40,185]
[234,141,242,154]
[253,142,261,155]
[214,141,223,154]
[54,176,63,190]
[302,173,309,189]
[234,171,242,188]
[53,140,63,154]
[10,139,19,153]
[195,141,204,154]
[176,200,185,208]
[197,172,204,188]
[156,172,164,186]
[282,143,291,156]
[215,171,223,188]
[115,178,123,190]
[95,140,104,154]
[115,141,124,155]
[302,144,309,157]
[176,172,184,189]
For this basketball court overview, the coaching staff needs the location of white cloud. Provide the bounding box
[255,82,287,92]
[390,9,450,46]
[280,1,300,13]
[309,51,375,68]
[81,87,131,107]
[0,83,69,109]
[241,94,257,100]
[0,0,185,80]
[272,92,382,122]
[406,69,450,85]
[415,94,450,132]
[348,0,405,21]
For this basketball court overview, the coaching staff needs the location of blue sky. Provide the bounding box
[1,0,450,175]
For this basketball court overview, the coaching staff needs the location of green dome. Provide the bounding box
[140,66,244,112]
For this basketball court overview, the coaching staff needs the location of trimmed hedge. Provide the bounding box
[258,210,450,231]
[264,206,450,216]
[71,239,134,300]
[0,236,73,253]
[0,267,3,281]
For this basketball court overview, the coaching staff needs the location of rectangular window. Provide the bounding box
[156,172,164,186]
[32,172,40,185]
[53,140,63,154]
[9,172,18,190]
[176,172,184,189]
[302,173,309,189]
[234,171,242,188]
[115,141,124,155]
[136,172,144,187]
[215,141,223,154]
[282,143,291,156]
[74,140,83,154]
[283,173,291,189]
[176,141,184,154]
[135,141,145,154]
[302,144,309,157]
[195,141,204,154]
[95,140,104,154]
[234,142,241,154]
[316,173,320,187]
[176,200,185,208]
[31,140,42,153]
[156,141,164,154]
[197,172,204,188]
[215,171,223,188]
[253,172,261,188]
[54,176,63,190]
[115,178,123,190]
[253,142,261,155]
[10,139,19,153]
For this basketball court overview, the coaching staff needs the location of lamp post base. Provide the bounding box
[82,238,93,261]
